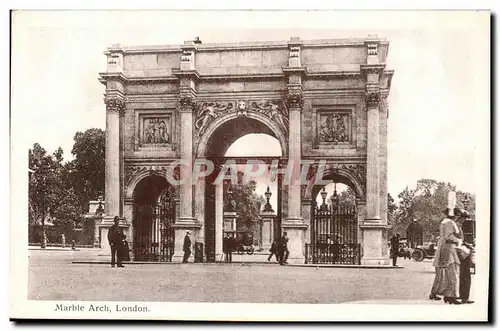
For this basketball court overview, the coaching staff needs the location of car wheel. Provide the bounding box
[412,249,425,262]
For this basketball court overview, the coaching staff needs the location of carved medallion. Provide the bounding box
[236,101,248,116]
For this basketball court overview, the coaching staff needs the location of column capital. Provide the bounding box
[179,95,196,113]
[365,91,381,109]
[105,98,125,115]
[285,91,304,110]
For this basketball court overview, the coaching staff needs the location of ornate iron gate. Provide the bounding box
[133,192,175,262]
[306,202,360,265]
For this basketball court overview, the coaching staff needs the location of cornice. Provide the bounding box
[98,72,127,85]
[110,38,390,55]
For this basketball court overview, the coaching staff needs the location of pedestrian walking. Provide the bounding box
[429,209,461,304]
[267,240,279,262]
[61,233,66,248]
[182,230,192,263]
[108,216,125,268]
[390,233,400,266]
[279,232,290,265]
[455,208,474,304]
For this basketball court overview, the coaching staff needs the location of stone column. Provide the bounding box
[180,116,194,220]
[215,183,223,259]
[365,93,381,223]
[281,37,308,264]
[360,37,390,265]
[104,98,124,218]
[172,43,201,260]
[171,95,201,262]
[123,198,134,258]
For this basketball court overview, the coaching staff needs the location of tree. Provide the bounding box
[29,143,82,243]
[223,172,266,234]
[388,179,476,242]
[68,128,105,211]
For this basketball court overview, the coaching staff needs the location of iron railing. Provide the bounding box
[308,203,361,265]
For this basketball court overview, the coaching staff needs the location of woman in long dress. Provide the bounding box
[429,209,462,304]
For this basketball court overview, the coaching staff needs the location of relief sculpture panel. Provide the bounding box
[315,111,352,147]
[137,115,172,148]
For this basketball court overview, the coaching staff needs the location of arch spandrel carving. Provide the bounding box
[304,162,366,201]
[195,99,289,157]
[124,164,180,199]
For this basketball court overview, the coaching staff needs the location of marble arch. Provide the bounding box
[98,36,394,265]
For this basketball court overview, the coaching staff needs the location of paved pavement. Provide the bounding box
[28,249,474,304]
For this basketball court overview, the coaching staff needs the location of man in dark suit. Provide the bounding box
[279,232,290,265]
[390,233,400,267]
[182,230,192,263]
[455,208,474,304]
[223,232,230,263]
[108,216,125,268]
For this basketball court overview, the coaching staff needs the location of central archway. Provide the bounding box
[197,111,288,158]
[197,114,286,262]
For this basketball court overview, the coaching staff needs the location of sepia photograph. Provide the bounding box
[9,9,490,321]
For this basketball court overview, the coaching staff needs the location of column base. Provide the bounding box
[360,223,389,266]
[361,257,391,266]
[172,223,202,263]
[282,220,308,264]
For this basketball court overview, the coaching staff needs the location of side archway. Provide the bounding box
[304,166,365,201]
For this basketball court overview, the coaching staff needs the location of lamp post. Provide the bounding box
[263,186,274,212]
[94,196,105,248]
[331,182,339,211]
[320,187,328,211]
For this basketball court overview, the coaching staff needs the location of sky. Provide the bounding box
[12,10,490,205]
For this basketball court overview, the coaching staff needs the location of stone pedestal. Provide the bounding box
[259,211,276,250]
[360,224,390,265]
[281,222,308,264]
[93,217,102,248]
[172,224,201,263]
[97,217,130,256]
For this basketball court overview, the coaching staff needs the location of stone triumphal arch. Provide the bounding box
[98,36,393,265]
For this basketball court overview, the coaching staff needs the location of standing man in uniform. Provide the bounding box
[182,230,192,263]
[108,216,125,268]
